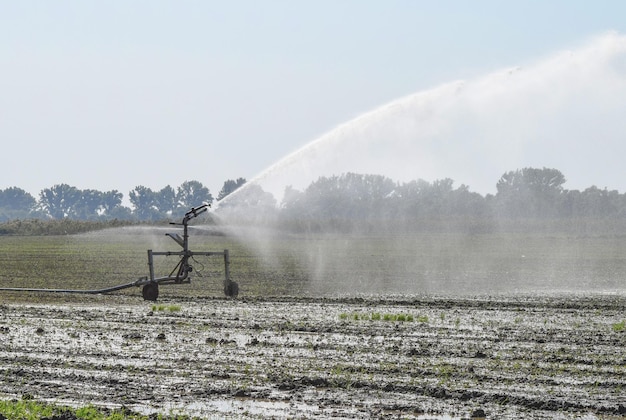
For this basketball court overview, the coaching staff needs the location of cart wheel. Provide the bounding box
[142,282,159,301]
[224,280,239,298]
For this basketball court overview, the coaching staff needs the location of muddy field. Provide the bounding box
[0,293,624,419]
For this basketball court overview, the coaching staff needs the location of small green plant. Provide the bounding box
[75,404,103,419]
[416,315,429,323]
[331,364,344,375]
[0,399,152,420]
[0,398,54,419]
[437,363,454,376]
[151,304,181,312]
[612,320,625,332]
[338,312,414,322]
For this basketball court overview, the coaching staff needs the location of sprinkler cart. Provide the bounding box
[0,204,239,301]
[141,204,239,301]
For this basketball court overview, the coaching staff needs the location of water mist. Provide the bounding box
[215,32,626,296]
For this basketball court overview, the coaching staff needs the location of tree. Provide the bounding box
[99,190,124,218]
[38,187,128,220]
[176,180,213,214]
[495,167,566,218]
[568,186,621,218]
[129,186,160,221]
[72,189,104,220]
[218,183,277,223]
[217,178,247,201]
[497,167,566,196]
[154,185,177,216]
[385,178,488,229]
[0,187,37,221]
[281,173,396,231]
[39,184,81,219]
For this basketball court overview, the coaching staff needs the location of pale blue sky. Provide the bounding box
[2,1,626,201]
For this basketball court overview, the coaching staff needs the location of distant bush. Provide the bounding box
[0,218,141,236]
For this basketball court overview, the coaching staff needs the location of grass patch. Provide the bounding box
[0,398,187,420]
[0,398,54,419]
[0,218,144,236]
[152,304,182,312]
[612,320,625,332]
[338,312,416,322]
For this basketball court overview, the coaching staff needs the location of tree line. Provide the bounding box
[275,168,626,233]
[2,169,626,233]
[0,178,246,222]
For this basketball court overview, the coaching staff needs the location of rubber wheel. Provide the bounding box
[224,280,239,298]
[142,282,159,301]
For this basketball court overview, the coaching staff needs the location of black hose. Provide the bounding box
[0,279,143,295]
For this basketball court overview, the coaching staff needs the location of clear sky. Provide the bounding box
[2,1,626,202]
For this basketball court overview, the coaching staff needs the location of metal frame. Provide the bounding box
[140,204,238,300]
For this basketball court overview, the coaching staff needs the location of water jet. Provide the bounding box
[215,33,626,296]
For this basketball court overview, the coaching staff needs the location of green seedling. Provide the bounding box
[0,399,153,420]
[338,312,414,322]
[151,304,182,312]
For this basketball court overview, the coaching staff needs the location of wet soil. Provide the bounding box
[0,293,624,419]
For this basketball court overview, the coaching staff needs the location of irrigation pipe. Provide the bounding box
[0,279,145,295]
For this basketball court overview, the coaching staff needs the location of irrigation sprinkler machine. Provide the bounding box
[139,204,239,301]
[1,204,239,301]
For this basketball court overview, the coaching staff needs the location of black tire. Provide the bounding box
[224,280,239,298]
[142,282,159,301]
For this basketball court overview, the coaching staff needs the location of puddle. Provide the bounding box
[155,398,320,418]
